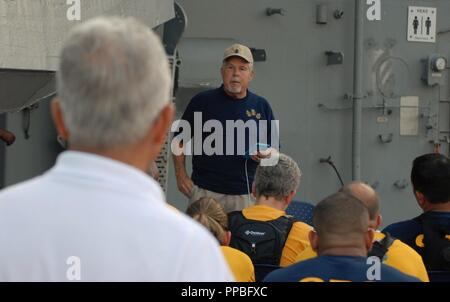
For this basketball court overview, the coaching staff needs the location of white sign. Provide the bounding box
[400,96,419,136]
[408,6,436,43]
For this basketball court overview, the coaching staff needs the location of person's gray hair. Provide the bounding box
[254,153,302,200]
[57,16,171,148]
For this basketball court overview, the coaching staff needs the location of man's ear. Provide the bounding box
[150,103,174,147]
[415,191,427,209]
[223,231,231,246]
[51,97,69,140]
[375,214,382,230]
[365,229,375,253]
[309,230,319,253]
[285,191,296,207]
[249,70,255,81]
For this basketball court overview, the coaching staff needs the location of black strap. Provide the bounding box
[228,211,296,237]
[368,232,395,260]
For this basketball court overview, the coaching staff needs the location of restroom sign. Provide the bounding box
[408,6,436,43]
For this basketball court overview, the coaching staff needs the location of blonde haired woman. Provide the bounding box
[187,198,255,282]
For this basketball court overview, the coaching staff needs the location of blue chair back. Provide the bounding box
[254,264,281,282]
[286,201,315,226]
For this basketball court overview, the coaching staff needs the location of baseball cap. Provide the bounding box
[223,44,254,63]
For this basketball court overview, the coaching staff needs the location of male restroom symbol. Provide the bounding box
[425,17,432,35]
[413,16,419,35]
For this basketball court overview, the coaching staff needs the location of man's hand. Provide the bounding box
[172,140,194,198]
[250,147,278,163]
[176,172,194,198]
[0,129,16,146]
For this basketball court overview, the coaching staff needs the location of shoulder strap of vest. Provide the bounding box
[227,211,246,230]
[267,215,297,244]
[284,215,296,238]
[368,231,395,260]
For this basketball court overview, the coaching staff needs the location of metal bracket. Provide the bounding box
[334,9,344,19]
[439,135,450,144]
[163,2,187,56]
[378,133,393,144]
[21,103,39,140]
[266,8,286,16]
[325,51,344,65]
[394,179,409,190]
[371,181,380,190]
[250,48,267,62]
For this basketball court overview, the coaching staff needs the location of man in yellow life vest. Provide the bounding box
[295,181,429,282]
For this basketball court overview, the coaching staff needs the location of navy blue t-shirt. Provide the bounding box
[263,255,421,282]
[175,86,277,195]
[383,211,450,254]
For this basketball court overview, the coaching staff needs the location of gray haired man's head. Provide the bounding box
[57,16,171,148]
[254,153,302,200]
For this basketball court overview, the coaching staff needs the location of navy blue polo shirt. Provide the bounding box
[175,86,277,195]
[263,255,421,282]
[383,211,450,254]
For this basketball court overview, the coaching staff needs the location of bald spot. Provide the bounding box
[340,182,380,220]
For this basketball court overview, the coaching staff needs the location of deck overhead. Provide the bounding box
[0,0,174,71]
[0,0,174,113]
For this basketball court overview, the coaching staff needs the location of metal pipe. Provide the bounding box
[352,0,365,180]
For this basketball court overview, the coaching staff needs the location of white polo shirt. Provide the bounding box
[0,151,234,282]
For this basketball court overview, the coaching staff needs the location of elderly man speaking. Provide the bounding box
[173,44,278,213]
[0,17,233,282]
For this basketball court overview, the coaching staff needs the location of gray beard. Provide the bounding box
[225,85,242,94]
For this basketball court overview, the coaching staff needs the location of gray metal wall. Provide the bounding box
[166,0,450,227]
[0,0,174,71]
[4,100,61,187]
[0,0,174,186]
